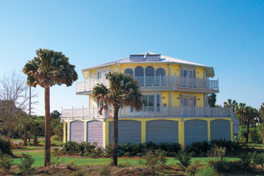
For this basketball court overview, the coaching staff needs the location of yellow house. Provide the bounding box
[61,52,239,148]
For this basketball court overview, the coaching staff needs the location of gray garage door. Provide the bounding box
[210,119,231,141]
[184,120,208,146]
[109,120,141,144]
[70,121,84,143]
[146,120,178,143]
[87,120,103,146]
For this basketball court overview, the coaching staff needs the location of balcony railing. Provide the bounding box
[76,76,219,93]
[61,106,233,120]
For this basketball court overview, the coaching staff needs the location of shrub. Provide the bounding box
[19,153,35,175]
[210,145,226,161]
[185,141,210,157]
[186,160,200,176]
[177,152,191,169]
[249,128,262,144]
[144,151,160,175]
[239,153,251,168]
[0,152,13,173]
[208,160,243,173]
[51,135,61,141]
[99,164,111,176]
[195,166,219,176]
[0,137,12,156]
[251,152,264,169]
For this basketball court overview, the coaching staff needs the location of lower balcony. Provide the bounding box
[61,106,234,120]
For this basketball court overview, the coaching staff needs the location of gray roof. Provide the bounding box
[82,52,215,77]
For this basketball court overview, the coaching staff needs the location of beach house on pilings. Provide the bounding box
[61,52,239,148]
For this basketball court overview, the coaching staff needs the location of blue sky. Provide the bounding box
[0,0,263,115]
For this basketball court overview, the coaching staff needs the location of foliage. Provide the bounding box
[177,152,191,169]
[210,145,226,161]
[0,136,12,156]
[251,152,264,169]
[259,124,264,144]
[239,152,251,168]
[105,142,181,157]
[186,160,201,176]
[185,141,210,157]
[195,166,219,176]
[144,150,167,175]
[185,139,241,157]
[62,141,100,157]
[249,128,262,144]
[99,164,112,176]
[19,153,35,175]
[208,93,216,107]
[0,152,13,173]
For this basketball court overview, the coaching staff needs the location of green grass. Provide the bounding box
[12,150,240,167]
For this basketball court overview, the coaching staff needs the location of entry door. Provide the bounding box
[180,69,196,87]
[181,97,196,116]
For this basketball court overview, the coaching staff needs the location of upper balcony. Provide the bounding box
[76,76,219,94]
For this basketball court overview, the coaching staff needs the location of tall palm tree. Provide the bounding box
[236,103,246,127]
[244,106,259,143]
[92,72,142,166]
[23,49,77,166]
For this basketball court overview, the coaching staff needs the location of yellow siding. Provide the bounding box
[171,92,181,107]
[161,91,169,106]
[170,64,180,77]
[110,65,120,72]
[196,67,204,79]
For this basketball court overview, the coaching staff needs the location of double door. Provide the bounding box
[180,69,196,87]
[181,97,196,116]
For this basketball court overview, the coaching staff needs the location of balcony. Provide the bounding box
[61,106,233,120]
[76,76,219,94]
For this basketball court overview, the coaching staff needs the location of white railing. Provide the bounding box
[61,106,233,120]
[61,107,112,120]
[76,76,219,93]
[76,79,109,93]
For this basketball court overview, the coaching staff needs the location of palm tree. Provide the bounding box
[236,103,246,127]
[23,49,77,166]
[92,72,142,166]
[244,106,259,143]
[224,99,238,112]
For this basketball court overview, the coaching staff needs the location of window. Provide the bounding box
[142,95,155,112]
[156,68,165,76]
[135,66,144,85]
[97,71,107,79]
[124,68,133,77]
[156,68,166,85]
[145,66,154,86]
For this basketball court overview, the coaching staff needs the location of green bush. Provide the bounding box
[0,137,12,156]
[107,142,181,157]
[239,153,251,168]
[144,150,166,175]
[185,139,241,157]
[249,128,262,144]
[186,160,201,176]
[185,141,210,157]
[19,153,35,175]
[62,141,97,155]
[252,152,264,169]
[195,166,219,176]
[177,152,191,169]
[0,152,13,173]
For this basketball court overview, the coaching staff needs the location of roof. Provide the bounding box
[82,52,215,77]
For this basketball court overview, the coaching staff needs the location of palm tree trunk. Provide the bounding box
[33,135,38,146]
[245,117,250,143]
[112,105,119,166]
[44,87,51,166]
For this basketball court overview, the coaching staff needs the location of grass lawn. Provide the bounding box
[13,150,240,167]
